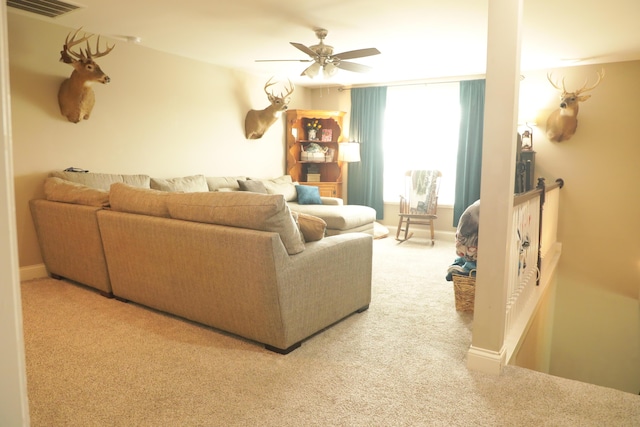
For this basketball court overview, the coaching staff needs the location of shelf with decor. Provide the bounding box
[286,109,346,198]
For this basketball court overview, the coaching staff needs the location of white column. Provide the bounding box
[467,0,523,374]
[0,2,31,425]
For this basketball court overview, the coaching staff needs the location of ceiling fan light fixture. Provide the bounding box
[303,62,321,78]
[323,62,338,78]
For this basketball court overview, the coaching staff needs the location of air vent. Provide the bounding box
[7,0,84,18]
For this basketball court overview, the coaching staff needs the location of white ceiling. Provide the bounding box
[9,0,640,88]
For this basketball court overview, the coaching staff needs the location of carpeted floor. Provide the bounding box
[21,236,640,426]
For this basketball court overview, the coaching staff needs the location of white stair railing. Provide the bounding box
[504,178,564,362]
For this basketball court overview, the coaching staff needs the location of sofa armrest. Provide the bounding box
[320,197,343,206]
[279,233,372,343]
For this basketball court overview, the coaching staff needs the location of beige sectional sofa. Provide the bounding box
[29,171,374,353]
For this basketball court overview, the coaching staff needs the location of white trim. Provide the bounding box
[0,1,30,422]
[467,345,507,375]
[20,264,48,281]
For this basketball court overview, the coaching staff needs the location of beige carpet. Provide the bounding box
[21,236,640,426]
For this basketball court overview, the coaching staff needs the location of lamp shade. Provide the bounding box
[302,62,321,78]
[338,142,361,162]
[323,62,338,78]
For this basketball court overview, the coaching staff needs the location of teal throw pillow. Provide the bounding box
[295,185,322,205]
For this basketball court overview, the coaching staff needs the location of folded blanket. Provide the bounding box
[445,257,477,281]
[409,170,439,214]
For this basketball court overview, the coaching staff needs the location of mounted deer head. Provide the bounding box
[58,28,115,123]
[545,69,605,142]
[244,78,294,139]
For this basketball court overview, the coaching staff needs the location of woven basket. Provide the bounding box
[452,272,476,312]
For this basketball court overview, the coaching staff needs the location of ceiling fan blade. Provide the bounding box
[290,42,318,58]
[255,59,312,62]
[332,47,381,60]
[336,61,373,73]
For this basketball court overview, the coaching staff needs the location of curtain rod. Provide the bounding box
[337,74,487,91]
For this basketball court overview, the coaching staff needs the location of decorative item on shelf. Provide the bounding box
[301,142,328,162]
[306,120,321,140]
[307,164,321,181]
[321,129,333,142]
[325,148,335,162]
[338,141,361,163]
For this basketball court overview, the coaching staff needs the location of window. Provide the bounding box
[382,82,460,205]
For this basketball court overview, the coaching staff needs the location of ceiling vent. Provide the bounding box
[7,0,85,18]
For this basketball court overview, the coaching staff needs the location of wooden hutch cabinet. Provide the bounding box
[286,109,346,198]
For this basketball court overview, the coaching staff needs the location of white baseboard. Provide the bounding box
[467,345,507,375]
[20,264,48,281]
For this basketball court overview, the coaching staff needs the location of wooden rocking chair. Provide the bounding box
[396,170,442,245]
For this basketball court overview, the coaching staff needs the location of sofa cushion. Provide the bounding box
[295,185,322,205]
[296,212,326,242]
[50,171,150,191]
[109,183,171,218]
[289,203,376,231]
[238,179,268,194]
[150,174,209,192]
[44,177,110,207]
[257,175,298,202]
[206,176,247,191]
[167,192,305,255]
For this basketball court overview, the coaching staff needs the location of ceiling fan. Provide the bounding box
[256,28,381,79]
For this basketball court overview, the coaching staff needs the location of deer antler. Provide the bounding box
[281,79,294,98]
[60,27,114,64]
[546,73,567,93]
[575,69,605,95]
[264,77,295,98]
[264,77,277,95]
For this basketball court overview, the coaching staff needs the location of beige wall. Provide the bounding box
[311,63,640,393]
[524,63,640,393]
[9,13,311,268]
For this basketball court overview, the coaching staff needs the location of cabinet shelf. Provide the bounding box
[286,110,346,199]
[297,161,338,164]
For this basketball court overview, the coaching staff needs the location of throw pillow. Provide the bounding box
[206,176,247,191]
[43,177,110,207]
[295,185,322,205]
[237,179,268,194]
[150,174,209,192]
[297,212,326,242]
[256,175,298,202]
